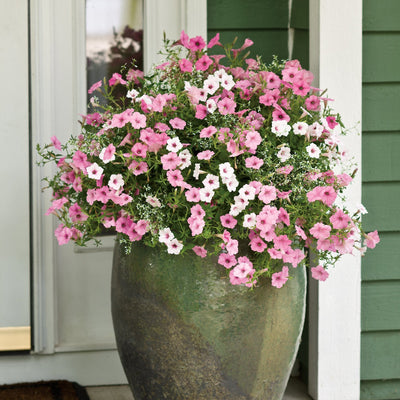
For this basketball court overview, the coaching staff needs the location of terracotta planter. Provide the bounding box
[111,241,306,400]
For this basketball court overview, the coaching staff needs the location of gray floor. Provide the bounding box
[86,378,312,400]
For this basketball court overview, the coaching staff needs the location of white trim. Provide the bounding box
[31,0,58,354]
[308,1,362,398]
[143,0,207,71]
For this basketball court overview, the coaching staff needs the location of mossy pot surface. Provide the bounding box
[111,241,306,400]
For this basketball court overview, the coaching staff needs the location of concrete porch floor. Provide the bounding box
[86,377,312,400]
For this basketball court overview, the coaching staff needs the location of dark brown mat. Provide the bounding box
[0,380,90,400]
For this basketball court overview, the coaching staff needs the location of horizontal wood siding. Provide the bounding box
[207,0,289,63]
[290,0,309,69]
[361,0,400,397]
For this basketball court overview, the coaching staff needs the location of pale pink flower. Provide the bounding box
[365,230,380,249]
[206,99,217,113]
[185,187,201,202]
[195,104,208,119]
[128,160,148,176]
[271,267,289,288]
[54,225,73,245]
[192,246,207,258]
[169,117,186,130]
[218,253,236,269]
[244,155,263,170]
[220,214,237,229]
[311,265,329,281]
[305,95,321,111]
[295,225,308,240]
[200,126,217,138]
[244,130,262,150]
[218,98,236,115]
[273,235,292,250]
[258,185,277,204]
[250,236,267,253]
[310,223,331,239]
[330,209,351,229]
[191,204,205,218]
[276,165,293,175]
[179,58,193,72]
[99,144,116,164]
[226,239,239,255]
[178,149,192,169]
[197,150,215,160]
[307,186,337,207]
[131,142,148,158]
[278,207,290,226]
[88,80,102,94]
[50,136,62,150]
[167,169,187,187]
[161,152,181,170]
[188,216,205,236]
[68,203,88,223]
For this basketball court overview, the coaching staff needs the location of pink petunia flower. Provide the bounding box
[220,214,238,229]
[197,150,215,160]
[271,267,289,288]
[310,223,332,239]
[195,54,213,71]
[192,246,207,258]
[330,209,351,229]
[311,265,329,281]
[365,230,380,249]
[169,117,186,130]
[50,136,62,150]
[218,253,237,269]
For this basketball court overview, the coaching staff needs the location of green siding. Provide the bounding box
[361,0,400,397]
[362,132,400,182]
[207,0,289,63]
[362,232,400,281]
[290,0,309,69]
[361,380,400,400]
[362,281,400,331]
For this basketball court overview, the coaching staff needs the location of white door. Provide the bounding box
[0,0,31,352]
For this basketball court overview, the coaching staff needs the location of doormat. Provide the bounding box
[0,380,90,400]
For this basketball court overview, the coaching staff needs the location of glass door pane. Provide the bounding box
[86,0,143,104]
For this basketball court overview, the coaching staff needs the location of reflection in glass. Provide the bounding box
[86,0,143,105]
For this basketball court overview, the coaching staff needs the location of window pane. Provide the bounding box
[86,0,143,104]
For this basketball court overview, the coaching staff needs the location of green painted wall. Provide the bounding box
[361,0,400,398]
[207,0,289,64]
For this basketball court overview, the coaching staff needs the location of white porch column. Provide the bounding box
[308,1,362,399]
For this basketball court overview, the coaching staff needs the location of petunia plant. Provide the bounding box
[37,31,379,288]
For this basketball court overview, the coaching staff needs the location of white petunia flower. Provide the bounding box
[166,137,183,153]
[277,146,291,162]
[219,162,235,180]
[166,238,183,254]
[308,122,324,138]
[239,184,256,201]
[293,121,308,136]
[202,174,220,190]
[203,76,219,95]
[243,213,257,229]
[108,174,124,190]
[178,149,192,169]
[206,98,217,113]
[199,187,215,203]
[272,120,291,137]
[86,163,104,180]
[159,228,174,244]
[146,195,162,208]
[306,143,321,158]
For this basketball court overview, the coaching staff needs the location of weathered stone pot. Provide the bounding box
[111,241,306,400]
